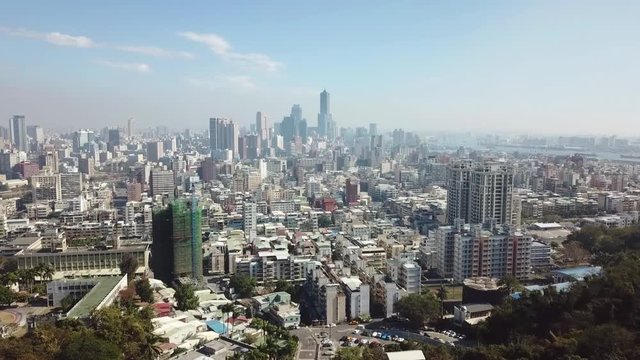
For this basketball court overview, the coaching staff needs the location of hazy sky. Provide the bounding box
[0,1,639,135]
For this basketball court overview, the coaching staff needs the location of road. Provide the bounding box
[292,324,361,359]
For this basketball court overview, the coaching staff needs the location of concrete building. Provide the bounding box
[150,168,175,198]
[209,118,239,159]
[398,262,422,294]
[9,115,27,152]
[147,141,164,162]
[436,224,532,282]
[251,291,300,328]
[243,202,257,234]
[447,161,514,225]
[60,173,83,200]
[340,277,370,320]
[31,173,62,202]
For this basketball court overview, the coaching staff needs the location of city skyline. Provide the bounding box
[1,1,640,135]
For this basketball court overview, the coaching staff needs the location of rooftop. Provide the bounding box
[66,276,125,318]
[386,350,426,360]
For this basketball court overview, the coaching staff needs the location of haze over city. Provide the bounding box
[1,0,639,134]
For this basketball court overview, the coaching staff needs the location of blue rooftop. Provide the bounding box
[511,282,573,300]
[205,319,228,334]
[552,266,602,281]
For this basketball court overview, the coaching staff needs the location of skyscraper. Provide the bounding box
[446,161,515,225]
[147,141,164,162]
[9,115,27,152]
[243,202,257,234]
[151,198,203,284]
[369,123,378,137]
[317,90,333,139]
[256,111,268,141]
[27,125,44,145]
[209,118,239,159]
[127,118,135,139]
[108,128,120,151]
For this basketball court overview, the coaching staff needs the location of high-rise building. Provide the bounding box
[31,173,62,202]
[243,202,257,234]
[151,198,203,283]
[345,178,360,205]
[369,123,378,137]
[209,118,238,159]
[256,112,268,142]
[9,115,28,152]
[198,157,217,183]
[127,118,135,138]
[108,128,120,152]
[73,130,93,152]
[14,161,40,180]
[147,141,163,162]
[60,173,83,200]
[27,125,44,145]
[38,151,59,173]
[127,182,142,202]
[436,224,531,282]
[447,161,514,226]
[317,90,333,139]
[149,168,175,198]
[78,156,94,177]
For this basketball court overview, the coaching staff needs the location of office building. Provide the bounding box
[317,90,333,139]
[209,118,239,159]
[14,161,39,180]
[78,156,94,177]
[447,161,515,226]
[73,130,93,152]
[108,128,120,150]
[149,168,175,198]
[369,123,378,136]
[345,178,359,205]
[127,182,142,202]
[27,125,44,145]
[147,141,163,162]
[256,112,268,142]
[38,151,59,173]
[127,117,135,138]
[198,157,217,183]
[151,199,203,283]
[9,115,28,152]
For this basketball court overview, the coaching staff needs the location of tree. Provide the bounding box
[396,292,440,329]
[174,284,199,311]
[436,285,448,318]
[135,279,155,303]
[59,331,123,360]
[562,241,591,264]
[318,215,333,228]
[497,275,521,294]
[119,254,138,281]
[218,303,235,335]
[274,279,293,294]
[0,286,15,306]
[230,274,257,298]
[60,294,79,312]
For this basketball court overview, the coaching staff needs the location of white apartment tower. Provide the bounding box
[447,161,515,226]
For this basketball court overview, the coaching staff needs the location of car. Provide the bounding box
[459,335,466,340]
[396,337,405,343]
[340,336,349,342]
[360,339,369,345]
[372,332,380,338]
[352,329,361,335]
[349,320,358,325]
[320,332,328,338]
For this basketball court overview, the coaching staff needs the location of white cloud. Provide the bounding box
[178,31,283,72]
[45,32,95,48]
[96,60,151,73]
[115,45,194,59]
[0,27,97,48]
[185,74,257,90]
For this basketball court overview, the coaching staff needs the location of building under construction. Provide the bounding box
[151,198,203,284]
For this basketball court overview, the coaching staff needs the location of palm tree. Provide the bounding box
[139,333,163,360]
[42,263,55,282]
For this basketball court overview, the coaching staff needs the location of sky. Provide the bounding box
[0,1,639,135]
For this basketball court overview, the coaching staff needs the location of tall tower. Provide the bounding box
[151,198,203,284]
[256,112,268,142]
[447,161,514,225]
[317,90,333,139]
[9,115,27,152]
[209,118,238,159]
[127,118,135,138]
